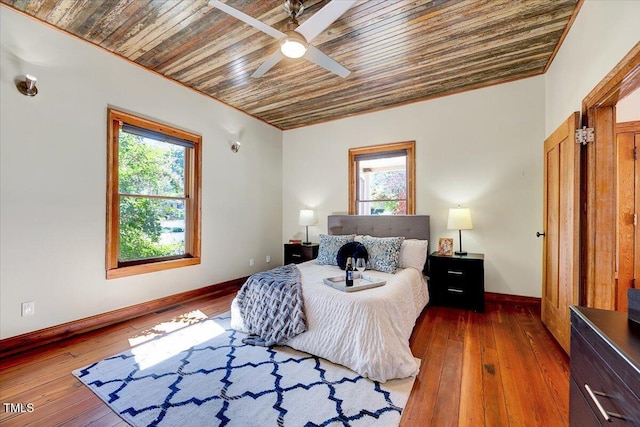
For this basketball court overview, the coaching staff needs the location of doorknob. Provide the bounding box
[536,231,545,238]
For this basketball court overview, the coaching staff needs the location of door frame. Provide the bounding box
[615,121,640,311]
[581,42,640,309]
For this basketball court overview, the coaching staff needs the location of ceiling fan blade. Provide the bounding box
[252,50,285,77]
[296,0,357,42]
[210,0,285,40]
[304,45,350,78]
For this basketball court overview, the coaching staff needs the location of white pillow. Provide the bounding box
[399,239,429,271]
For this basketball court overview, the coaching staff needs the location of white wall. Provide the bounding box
[545,0,640,134]
[283,76,546,298]
[0,7,283,339]
[617,87,640,123]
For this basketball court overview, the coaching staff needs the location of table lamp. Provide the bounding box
[447,206,473,256]
[299,209,317,245]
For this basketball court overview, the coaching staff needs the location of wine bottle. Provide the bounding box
[346,257,354,287]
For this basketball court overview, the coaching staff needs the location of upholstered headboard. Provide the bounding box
[327,215,431,274]
[327,215,430,242]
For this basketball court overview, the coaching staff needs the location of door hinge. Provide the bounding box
[633,278,637,289]
[575,127,594,145]
[634,146,638,160]
[635,213,638,226]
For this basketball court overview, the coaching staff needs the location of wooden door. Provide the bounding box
[616,121,640,311]
[542,112,581,354]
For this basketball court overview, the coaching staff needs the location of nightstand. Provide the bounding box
[284,243,319,264]
[428,252,485,312]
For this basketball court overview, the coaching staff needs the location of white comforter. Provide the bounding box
[230,261,429,382]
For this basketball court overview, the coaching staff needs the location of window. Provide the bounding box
[106,109,201,279]
[349,141,415,215]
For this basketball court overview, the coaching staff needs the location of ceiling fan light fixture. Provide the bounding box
[280,31,307,58]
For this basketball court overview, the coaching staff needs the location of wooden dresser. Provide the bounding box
[569,306,640,426]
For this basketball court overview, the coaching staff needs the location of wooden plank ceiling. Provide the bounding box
[2,0,580,130]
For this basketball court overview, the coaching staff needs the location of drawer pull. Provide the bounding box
[291,254,302,258]
[447,288,464,293]
[584,384,624,422]
[584,384,611,421]
[447,270,464,276]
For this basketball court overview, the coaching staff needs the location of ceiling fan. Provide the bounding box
[210,0,356,78]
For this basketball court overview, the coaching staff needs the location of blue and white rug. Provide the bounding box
[73,313,416,427]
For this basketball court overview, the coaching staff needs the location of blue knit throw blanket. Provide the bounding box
[236,264,306,347]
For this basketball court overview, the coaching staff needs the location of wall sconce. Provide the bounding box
[17,74,38,97]
[231,141,241,153]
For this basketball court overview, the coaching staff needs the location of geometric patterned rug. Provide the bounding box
[73,313,416,427]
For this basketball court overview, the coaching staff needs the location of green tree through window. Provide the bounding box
[118,132,185,261]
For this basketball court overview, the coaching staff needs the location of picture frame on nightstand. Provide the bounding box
[437,238,453,256]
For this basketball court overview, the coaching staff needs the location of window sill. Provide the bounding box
[106,257,200,279]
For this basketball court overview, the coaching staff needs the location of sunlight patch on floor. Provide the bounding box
[128,309,208,347]
[130,312,226,370]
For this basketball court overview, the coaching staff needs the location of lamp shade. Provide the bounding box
[299,209,317,226]
[447,207,473,230]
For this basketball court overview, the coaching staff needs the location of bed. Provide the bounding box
[231,214,430,382]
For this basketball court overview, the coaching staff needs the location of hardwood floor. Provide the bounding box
[0,293,569,426]
[402,301,569,427]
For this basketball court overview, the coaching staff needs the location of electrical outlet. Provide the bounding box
[266,255,271,263]
[22,301,35,317]
[249,258,254,267]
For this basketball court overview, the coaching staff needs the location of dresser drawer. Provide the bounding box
[572,310,640,398]
[442,269,471,290]
[437,285,475,310]
[569,377,601,427]
[571,327,640,425]
[431,269,471,295]
[284,244,318,264]
[287,245,304,259]
[430,260,479,287]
